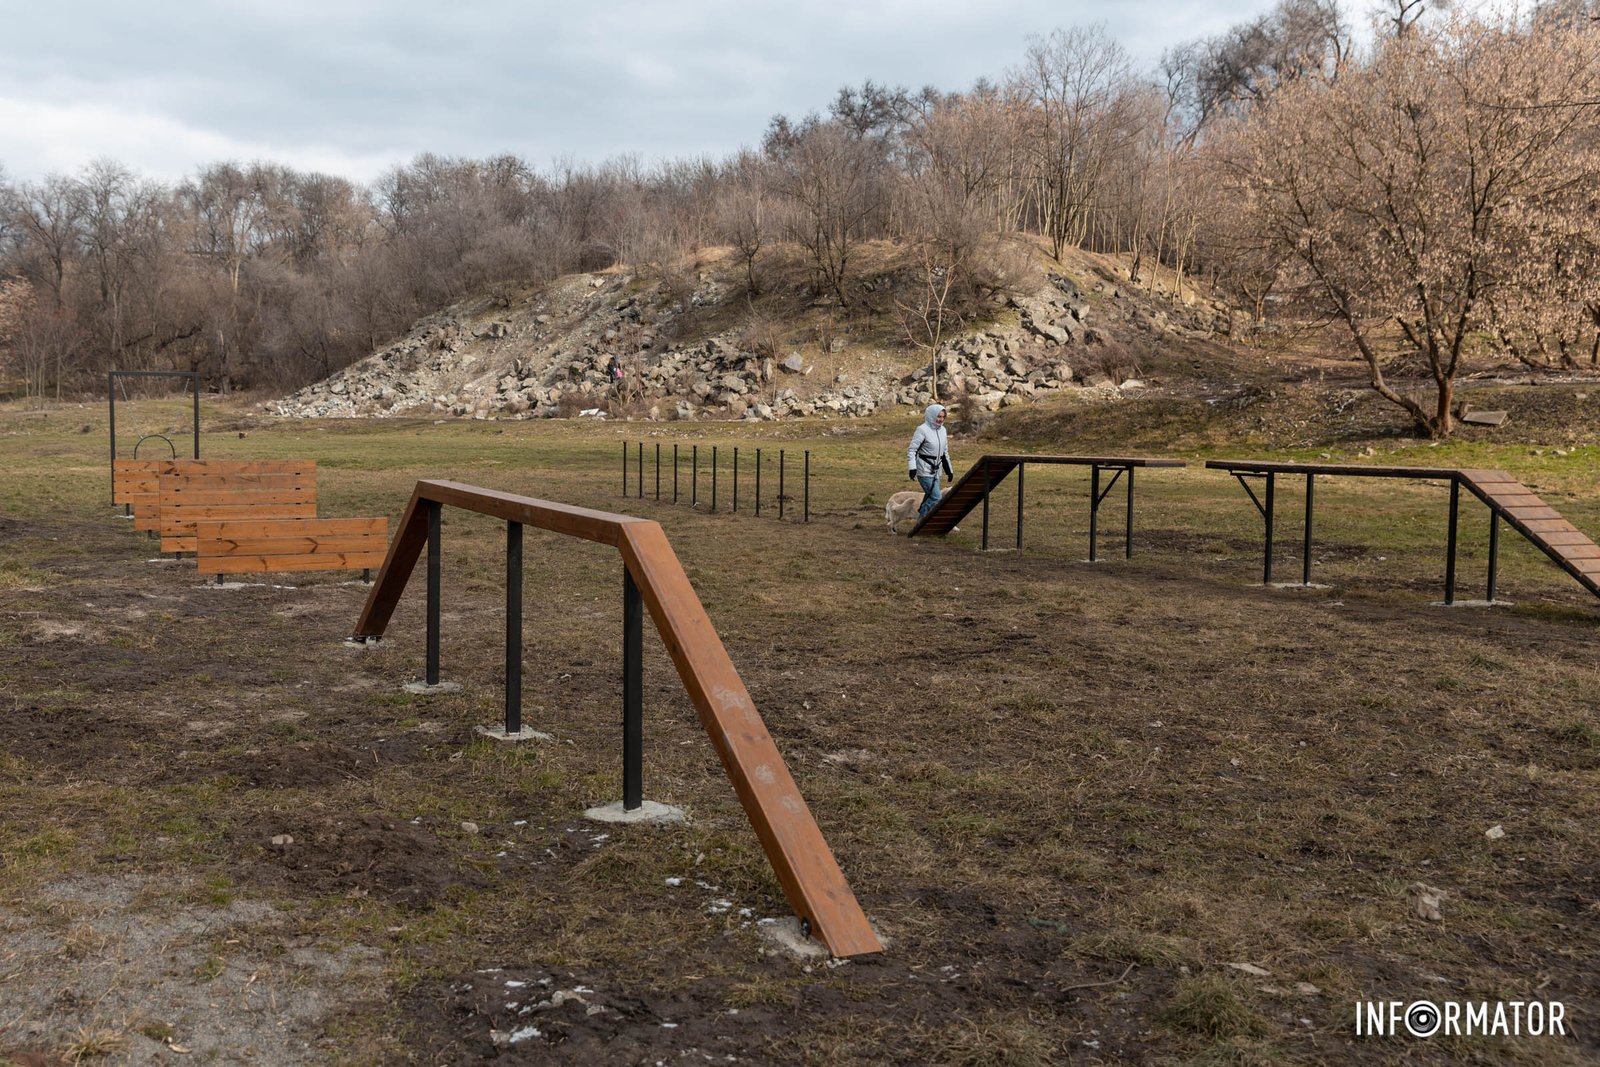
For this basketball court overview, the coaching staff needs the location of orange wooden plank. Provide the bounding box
[198,534,386,556]
[196,518,384,539]
[1553,544,1600,560]
[159,488,317,506]
[620,521,881,957]
[1535,531,1595,547]
[198,550,387,575]
[1501,506,1562,521]
[160,536,198,553]
[1516,519,1579,534]
[1484,493,1546,510]
[1460,469,1517,483]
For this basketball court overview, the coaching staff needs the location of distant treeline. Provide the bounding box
[1,0,1595,436]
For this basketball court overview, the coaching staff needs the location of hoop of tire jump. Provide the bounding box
[109,369,200,504]
[352,481,878,957]
[133,434,177,459]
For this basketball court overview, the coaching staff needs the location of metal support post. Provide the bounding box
[1264,472,1276,585]
[621,442,627,496]
[637,442,644,499]
[755,449,762,517]
[191,381,200,458]
[655,443,660,500]
[779,450,786,519]
[506,521,522,734]
[673,444,679,503]
[692,446,698,506]
[426,500,442,686]
[1089,465,1099,561]
[1302,473,1315,585]
[711,446,718,511]
[1015,462,1025,550]
[1124,465,1135,560]
[1487,511,1499,602]
[733,448,739,511]
[1445,479,1460,605]
[623,567,643,810]
[804,451,810,522]
[981,463,991,550]
[107,372,116,504]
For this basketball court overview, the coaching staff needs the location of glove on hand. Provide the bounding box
[909,470,918,481]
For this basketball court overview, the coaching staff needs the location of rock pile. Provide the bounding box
[272,264,1215,422]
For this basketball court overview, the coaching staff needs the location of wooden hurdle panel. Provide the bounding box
[114,458,180,521]
[194,517,388,580]
[157,460,318,553]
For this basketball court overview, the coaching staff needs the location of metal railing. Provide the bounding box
[351,480,879,957]
[623,442,810,521]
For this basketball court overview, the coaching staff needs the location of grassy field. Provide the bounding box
[1,394,1597,1065]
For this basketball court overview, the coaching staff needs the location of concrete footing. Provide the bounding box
[474,724,553,743]
[582,800,686,825]
[403,680,462,694]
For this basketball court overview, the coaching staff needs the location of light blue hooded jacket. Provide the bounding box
[907,404,953,479]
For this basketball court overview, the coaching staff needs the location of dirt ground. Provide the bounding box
[2,390,1599,1065]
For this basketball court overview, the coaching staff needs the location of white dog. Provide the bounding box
[885,490,922,534]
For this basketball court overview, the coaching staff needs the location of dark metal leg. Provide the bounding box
[621,442,627,496]
[362,568,371,584]
[1016,462,1024,550]
[623,567,643,811]
[191,377,200,458]
[1090,465,1100,561]
[216,573,223,586]
[673,445,679,503]
[981,464,991,551]
[804,451,810,522]
[426,500,441,686]
[1125,465,1135,560]
[1302,473,1315,586]
[1264,473,1276,585]
[107,371,116,504]
[655,443,660,500]
[733,448,739,511]
[692,446,698,506]
[1445,479,1459,605]
[506,521,522,734]
[1487,512,1499,602]
[637,443,643,499]
[779,450,786,519]
[711,447,718,512]
[755,449,762,517]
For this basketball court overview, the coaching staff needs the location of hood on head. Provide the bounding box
[924,404,945,429]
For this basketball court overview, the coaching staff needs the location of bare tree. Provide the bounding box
[1223,12,1600,436]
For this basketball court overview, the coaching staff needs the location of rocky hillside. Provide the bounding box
[271,253,1233,422]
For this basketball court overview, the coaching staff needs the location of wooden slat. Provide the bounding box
[1516,519,1579,534]
[199,550,388,575]
[161,503,318,525]
[1500,506,1562,521]
[158,488,317,507]
[1479,493,1544,509]
[200,534,386,556]
[200,518,385,539]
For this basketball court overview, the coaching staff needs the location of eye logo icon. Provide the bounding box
[1404,1001,1442,1038]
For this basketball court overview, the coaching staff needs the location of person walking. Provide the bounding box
[907,403,953,521]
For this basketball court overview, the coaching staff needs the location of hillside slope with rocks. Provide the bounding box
[271,250,1235,423]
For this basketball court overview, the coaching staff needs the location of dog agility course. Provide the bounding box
[4,406,1599,1063]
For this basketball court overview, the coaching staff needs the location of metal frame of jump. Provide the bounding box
[108,370,200,505]
[623,442,812,522]
[351,480,881,958]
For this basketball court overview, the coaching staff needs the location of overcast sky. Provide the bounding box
[1,1,1275,188]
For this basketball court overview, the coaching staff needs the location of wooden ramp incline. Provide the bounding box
[909,455,1020,537]
[1458,469,1600,597]
[353,481,881,958]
